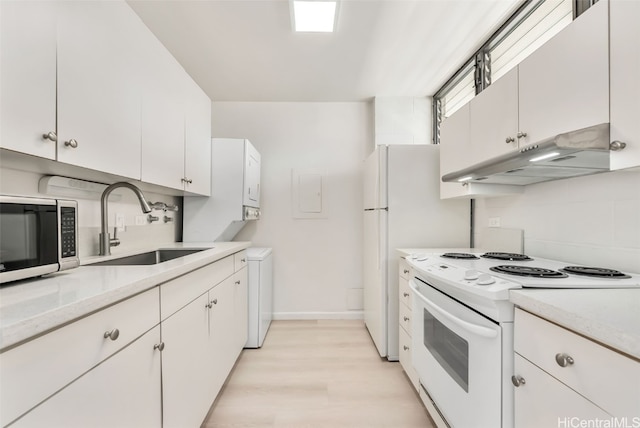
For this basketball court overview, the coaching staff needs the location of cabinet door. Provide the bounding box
[610,0,640,171]
[234,267,249,350]
[161,292,213,428]
[208,276,237,398]
[243,141,261,206]
[470,68,519,159]
[56,1,144,179]
[518,0,609,145]
[0,0,56,159]
[184,78,212,196]
[439,104,471,199]
[140,32,186,192]
[13,326,162,428]
[513,354,611,428]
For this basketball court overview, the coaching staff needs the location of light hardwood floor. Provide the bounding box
[202,319,435,428]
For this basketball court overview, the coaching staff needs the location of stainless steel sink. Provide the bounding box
[91,248,212,266]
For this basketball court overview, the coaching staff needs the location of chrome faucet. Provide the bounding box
[99,182,152,256]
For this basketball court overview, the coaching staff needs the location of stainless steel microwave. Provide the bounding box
[0,195,79,284]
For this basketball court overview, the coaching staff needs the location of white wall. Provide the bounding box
[211,102,372,319]
[0,167,179,258]
[474,169,640,273]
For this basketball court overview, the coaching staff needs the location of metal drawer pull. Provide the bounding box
[403,345,409,351]
[403,293,410,297]
[42,131,57,142]
[64,139,78,148]
[235,280,241,285]
[505,136,515,143]
[555,353,574,367]
[211,298,218,305]
[103,329,120,341]
[154,342,165,351]
[403,269,410,274]
[511,375,526,387]
[241,258,246,262]
[403,316,410,321]
[517,131,527,139]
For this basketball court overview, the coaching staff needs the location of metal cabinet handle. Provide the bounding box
[181,178,193,184]
[235,280,241,285]
[403,316,410,321]
[64,139,78,148]
[610,140,627,151]
[103,328,120,341]
[555,353,574,367]
[241,258,246,262]
[42,131,57,142]
[403,269,409,274]
[511,375,526,387]
[154,342,165,351]
[517,131,528,139]
[505,136,515,144]
[403,293,410,297]
[403,345,409,351]
[211,298,218,305]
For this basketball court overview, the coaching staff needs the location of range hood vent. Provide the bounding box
[442,123,619,186]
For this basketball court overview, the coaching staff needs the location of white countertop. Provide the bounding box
[397,248,480,257]
[0,241,250,351]
[510,289,640,360]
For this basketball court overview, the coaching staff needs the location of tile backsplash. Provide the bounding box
[474,169,640,273]
[0,167,180,258]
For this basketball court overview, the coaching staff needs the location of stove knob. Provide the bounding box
[464,269,479,280]
[477,274,496,286]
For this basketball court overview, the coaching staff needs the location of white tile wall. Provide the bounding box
[474,169,640,273]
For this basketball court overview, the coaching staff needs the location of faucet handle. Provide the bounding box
[111,227,121,247]
[148,214,160,223]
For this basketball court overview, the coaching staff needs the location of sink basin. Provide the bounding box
[91,248,212,266]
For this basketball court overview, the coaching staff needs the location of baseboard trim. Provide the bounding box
[273,311,364,320]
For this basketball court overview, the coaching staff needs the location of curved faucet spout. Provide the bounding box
[100,182,152,256]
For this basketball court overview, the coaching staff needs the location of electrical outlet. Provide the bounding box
[135,215,147,226]
[488,217,501,228]
[115,213,125,232]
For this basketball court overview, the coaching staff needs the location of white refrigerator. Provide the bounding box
[363,145,470,360]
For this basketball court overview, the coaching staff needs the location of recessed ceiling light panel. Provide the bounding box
[292,0,338,32]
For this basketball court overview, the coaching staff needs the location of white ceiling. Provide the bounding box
[127,0,522,102]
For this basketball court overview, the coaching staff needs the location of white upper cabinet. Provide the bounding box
[469,68,519,160]
[56,1,146,179]
[610,0,640,171]
[184,78,212,196]
[517,0,609,146]
[140,32,187,191]
[0,1,57,159]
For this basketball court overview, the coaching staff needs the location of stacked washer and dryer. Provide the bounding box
[184,138,273,348]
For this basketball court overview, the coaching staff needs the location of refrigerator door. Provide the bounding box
[363,146,387,209]
[363,207,388,358]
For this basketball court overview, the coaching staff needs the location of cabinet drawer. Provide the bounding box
[234,251,247,272]
[0,288,159,426]
[160,255,234,320]
[399,326,419,391]
[399,300,412,334]
[513,353,610,428]
[399,275,411,308]
[514,308,640,417]
[399,258,411,280]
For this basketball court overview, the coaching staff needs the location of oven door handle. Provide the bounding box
[409,280,498,339]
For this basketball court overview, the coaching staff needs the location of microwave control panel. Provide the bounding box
[60,206,76,258]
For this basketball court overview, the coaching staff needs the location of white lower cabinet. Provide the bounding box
[513,308,640,424]
[161,253,248,428]
[398,257,419,391]
[1,250,249,428]
[13,326,162,428]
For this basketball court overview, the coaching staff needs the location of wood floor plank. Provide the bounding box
[202,320,435,428]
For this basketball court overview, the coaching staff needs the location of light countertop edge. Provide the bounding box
[0,241,251,351]
[510,289,640,360]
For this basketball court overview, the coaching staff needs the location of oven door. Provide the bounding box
[0,197,59,283]
[410,278,503,428]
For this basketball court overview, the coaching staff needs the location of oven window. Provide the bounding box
[0,203,58,272]
[423,308,469,392]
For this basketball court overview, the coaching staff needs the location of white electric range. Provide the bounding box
[406,251,640,428]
